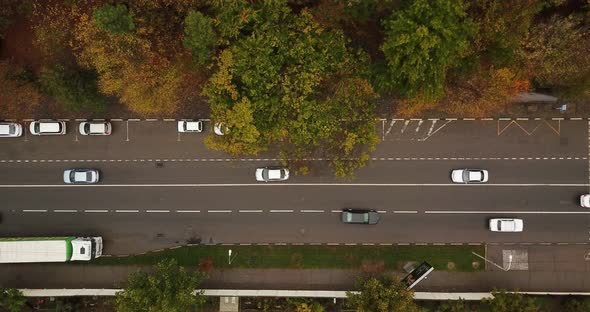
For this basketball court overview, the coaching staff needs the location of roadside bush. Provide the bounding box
[39,64,108,113]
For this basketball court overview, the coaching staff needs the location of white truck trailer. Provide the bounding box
[0,236,103,263]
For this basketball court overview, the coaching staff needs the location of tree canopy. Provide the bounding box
[346,277,420,312]
[115,259,207,312]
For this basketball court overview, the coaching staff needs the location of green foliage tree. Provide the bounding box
[346,276,420,312]
[183,10,216,65]
[93,3,135,34]
[205,0,377,177]
[0,288,26,312]
[564,297,590,312]
[435,298,470,312]
[115,259,207,312]
[40,64,108,113]
[483,290,540,312]
[379,0,476,99]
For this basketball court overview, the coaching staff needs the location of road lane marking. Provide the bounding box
[331,210,342,213]
[207,210,232,213]
[0,183,586,188]
[177,210,201,213]
[301,210,324,213]
[426,211,590,214]
[270,210,293,213]
[22,210,47,213]
[54,210,77,213]
[239,210,263,213]
[85,210,108,213]
[146,210,170,213]
[393,211,418,214]
[116,210,139,213]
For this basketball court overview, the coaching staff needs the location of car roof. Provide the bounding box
[89,123,106,132]
[39,122,61,132]
[0,124,10,134]
[268,169,281,179]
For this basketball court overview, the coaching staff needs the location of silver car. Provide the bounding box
[0,122,23,137]
[341,209,380,225]
[79,122,112,135]
[451,169,488,183]
[489,218,523,232]
[177,120,203,133]
[29,120,66,135]
[63,169,100,184]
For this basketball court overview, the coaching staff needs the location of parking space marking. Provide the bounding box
[125,120,130,142]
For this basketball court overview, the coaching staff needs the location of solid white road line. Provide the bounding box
[177,210,201,213]
[425,211,590,214]
[0,183,586,188]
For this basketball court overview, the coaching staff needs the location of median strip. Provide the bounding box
[92,244,484,272]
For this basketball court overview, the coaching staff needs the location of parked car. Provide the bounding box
[63,169,100,184]
[177,120,203,133]
[0,122,23,137]
[451,169,488,183]
[341,209,380,225]
[489,218,523,232]
[214,122,227,136]
[581,194,590,208]
[79,121,112,135]
[255,166,289,182]
[29,121,66,135]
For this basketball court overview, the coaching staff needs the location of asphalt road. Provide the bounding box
[0,118,588,254]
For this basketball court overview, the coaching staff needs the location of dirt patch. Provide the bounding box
[472,261,480,270]
[290,253,303,268]
[361,260,385,273]
[447,262,456,270]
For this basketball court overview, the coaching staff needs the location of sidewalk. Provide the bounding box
[2,245,590,292]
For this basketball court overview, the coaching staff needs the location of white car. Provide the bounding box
[581,194,590,208]
[79,121,112,135]
[451,169,488,183]
[29,121,66,135]
[178,120,203,133]
[214,122,227,136]
[0,122,23,137]
[489,218,523,232]
[63,169,100,184]
[255,167,289,182]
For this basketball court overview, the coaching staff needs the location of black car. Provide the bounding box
[341,209,380,225]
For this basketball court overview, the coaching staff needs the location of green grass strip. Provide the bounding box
[93,245,484,272]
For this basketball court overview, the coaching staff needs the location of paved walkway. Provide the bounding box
[2,245,590,292]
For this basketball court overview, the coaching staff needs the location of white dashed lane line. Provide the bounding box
[393,211,418,214]
[54,210,77,213]
[270,210,294,213]
[239,210,263,213]
[177,210,201,213]
[0,156,587,163]
[146,210,170,213]
[22,210,47,213]
[84,210,108,213]
[116,210,139,213]
[207,210,232,213]
[301,210,325,213]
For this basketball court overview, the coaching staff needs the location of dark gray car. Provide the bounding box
[341,209,380,225]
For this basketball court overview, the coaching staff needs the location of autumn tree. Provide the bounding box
[0,61,41,119]
[519,14,590,98]
[115,259,207,312]
[483,290,540,312]
[183,10,216,65]
[346,276,420,312]
[379,0,476,99]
